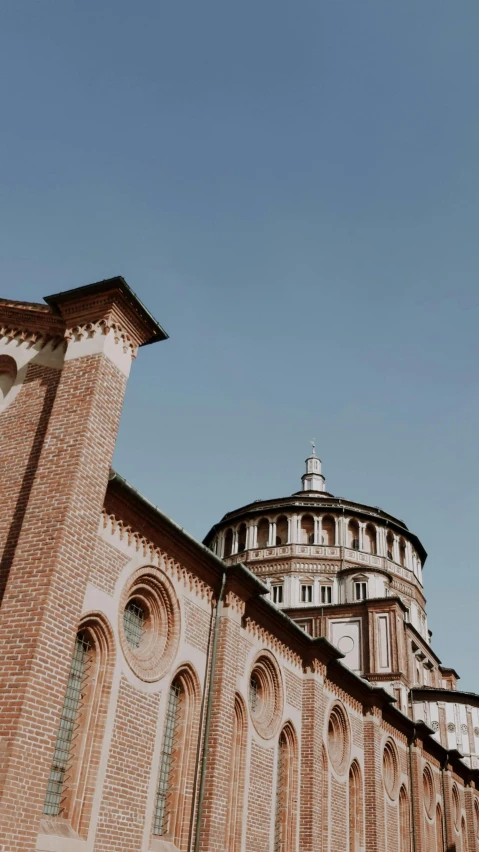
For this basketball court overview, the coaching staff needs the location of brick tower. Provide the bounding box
[0,278,166,850]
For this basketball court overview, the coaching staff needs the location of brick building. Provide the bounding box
[0,277,477,852]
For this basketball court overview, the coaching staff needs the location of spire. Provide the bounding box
[301,442,326,492]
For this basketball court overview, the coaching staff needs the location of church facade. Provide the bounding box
[0,277,477,852]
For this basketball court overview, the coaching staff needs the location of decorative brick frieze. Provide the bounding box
[244,616,302,669]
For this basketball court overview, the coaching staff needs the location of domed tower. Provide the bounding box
[204,451,434,714]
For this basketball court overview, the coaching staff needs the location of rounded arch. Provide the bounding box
[435,804,444,852]
[399,786,410,852]
[276,515,288,546]
[321,515,335,546]
[423,764,434,819]
[386,530,394,560]
[224,528,233,557]
[348,760,364,852]
[257,518,269,548]
[153,661,201,842]
[452,782,460,831]
[43,611,115,835]
[237,523,247,553]
[364,523,377,555]
[321,744,329,852]
[347,519,360,550]
[383,739,400,801]
[300,513,315,545]
[327,701,351,775]
[275,722,298,852]
[225,693,248,852]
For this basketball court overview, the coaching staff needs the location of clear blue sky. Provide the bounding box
[1,1,478,688]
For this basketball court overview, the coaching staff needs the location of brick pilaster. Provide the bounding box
[299,663,325,852]
[363,707,386,852]
[0,280,164,851]
[196,595,242,852]
[409,740,426,852]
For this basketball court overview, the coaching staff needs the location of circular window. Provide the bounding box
[119,566,180,682]
[0,355,17,402]
[248,652,283,739]
[327,703,350,775]
[423,765,434,818]
[383,739,400,800]
[452,784,460,831]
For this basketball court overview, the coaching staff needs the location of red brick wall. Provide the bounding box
[94,677,160,850]
[0,351,127,850]
[246,741,274,852]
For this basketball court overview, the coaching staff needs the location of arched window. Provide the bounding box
[399,538,406,567]
[257,518,269,548]
[237,523,247,552]
[321,516,335,546]
[399,785,410,852]
[225,695,247,851]
[224,528,233,557]
[435,804,444,852]
[276,515,288,546]
[300,514,315,545]
[43,615,114,836]
[348,520,360,551]
[364,524,377,555]
[274,724,298,852]
[152,666,200,845]
[348,761,364,852]
[475,798,479,842]
[386,531,394,561]
[460,817,467,852]
[321,746,329,852]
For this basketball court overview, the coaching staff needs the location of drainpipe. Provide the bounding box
[193,570,226,852]
[441,753,449,851]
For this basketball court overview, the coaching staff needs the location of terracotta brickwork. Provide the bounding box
[0,280,477,852]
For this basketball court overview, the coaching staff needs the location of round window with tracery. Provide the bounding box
[248,652,283,739]
[119,566,180,682]
[383,739,399,800]
[327,703,350,775]
[423,765,434,819]
[452,784,460,831]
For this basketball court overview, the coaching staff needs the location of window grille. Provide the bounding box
[272,585,283,604]
[153,681,181,836]
[321,586,332,604]
[123,600,145,649]
[249,675,260,714]
[300,585,313,603]
[43,632,91,816]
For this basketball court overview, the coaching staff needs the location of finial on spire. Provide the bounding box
[302,443,326,492]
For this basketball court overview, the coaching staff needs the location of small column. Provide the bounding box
[393,534,400,564]
[287,517,292,544]
[251,523,258,549]
[317,516,323,545]
[231,529,239,555]
[359,522,366,552]
[313,517,320,545]
[334,516,340,546]
[290,514,299,544]
[267,521,276,547]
